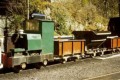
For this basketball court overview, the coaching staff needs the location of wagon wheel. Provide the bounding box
[81,54,86,59]
[112,49,116,54]
[101,51,104,56]
[43,59,48,66]
[117,49,120,53]
[73,58,78,62]
[97,52,102,56]
[61,59,66,64]
[118,48,120,52]
[61,58,67,64]
[90,53,95,58]
[93,52,96,57]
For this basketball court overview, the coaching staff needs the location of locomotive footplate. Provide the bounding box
[7,54,54,68]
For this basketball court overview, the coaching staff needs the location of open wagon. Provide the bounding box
[54,39,85,63]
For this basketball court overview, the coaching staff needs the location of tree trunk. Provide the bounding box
[104,0,108,17]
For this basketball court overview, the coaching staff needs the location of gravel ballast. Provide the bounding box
[0,56,120,80]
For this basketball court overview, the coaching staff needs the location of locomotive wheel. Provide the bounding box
[43,59,48,66]
[35,63,42,69]
[20,63,26,69]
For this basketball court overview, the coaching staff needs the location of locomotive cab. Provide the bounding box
[11,30,42,53]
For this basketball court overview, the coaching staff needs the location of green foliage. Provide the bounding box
[5,0,120,35]
[81,0,90,6]
[50,0,109,34]
[30,0,49,13]
[50,2,72,35]
[6,0,49,31]
[9,15,25,31]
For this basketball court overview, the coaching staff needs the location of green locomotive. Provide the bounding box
[2,19,54,72]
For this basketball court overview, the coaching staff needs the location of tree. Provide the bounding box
[2,0,49,31]
[1,0,120,35]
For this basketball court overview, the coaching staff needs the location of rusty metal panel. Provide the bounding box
[112,38,117,48]
[73,41,81,54]
[54,40,73,56]
[118,38,120,47]
[63,41,72,55]
[54,40,85,56]
[106,38,117,49]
